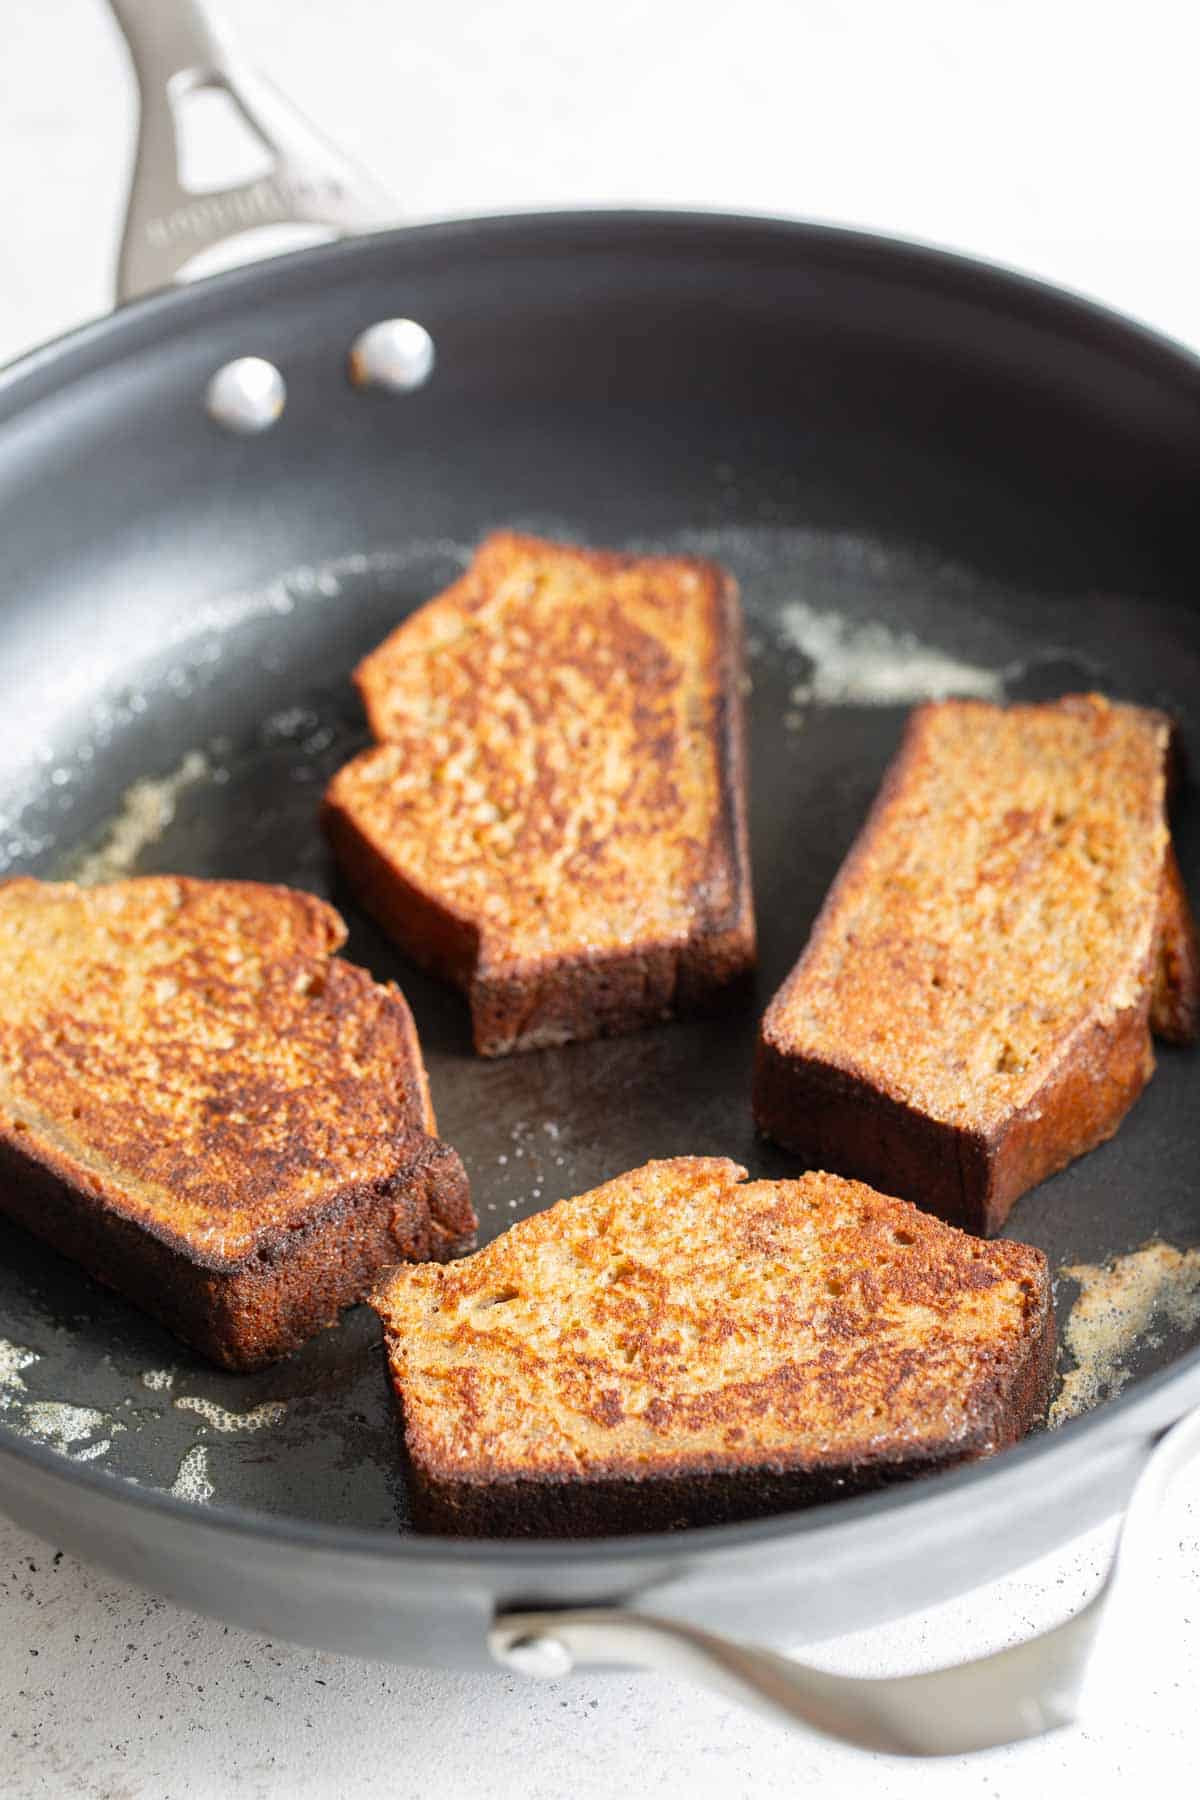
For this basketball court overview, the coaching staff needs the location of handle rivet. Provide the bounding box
[205,357,286,433]
[497,1632,573,1679]
[349,319,435,392]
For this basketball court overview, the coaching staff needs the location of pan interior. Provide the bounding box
[2,526,1198,1527]
[0,221,1197,1534]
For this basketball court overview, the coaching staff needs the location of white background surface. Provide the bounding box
[2,2,1199,1795]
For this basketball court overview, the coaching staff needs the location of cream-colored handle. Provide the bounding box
[491,1404,1200,1757]
[107,0,394,303]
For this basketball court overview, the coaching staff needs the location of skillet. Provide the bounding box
[0,0,1197,1754]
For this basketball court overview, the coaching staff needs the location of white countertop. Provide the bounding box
[2,3,1199,1795]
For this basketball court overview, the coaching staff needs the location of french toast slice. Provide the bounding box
[755,695,1200,1236]
[322,532,756,1056]
[0,877,474,1370]
[372,1156,1053,1536]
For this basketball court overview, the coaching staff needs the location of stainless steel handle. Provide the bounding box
[492,1403,1200,1757]
[107,0,394,304]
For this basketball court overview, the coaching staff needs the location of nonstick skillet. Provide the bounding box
[0,0,1198,1756]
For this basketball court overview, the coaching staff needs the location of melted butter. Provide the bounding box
[67,750,209,886]
[171,1444,214,1503]
[0,1337,38,1405]
[172,1396,285,1433]
[1050,1241,1200,1426]
[777,601,1003,706]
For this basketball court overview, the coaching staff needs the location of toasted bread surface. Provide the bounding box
[0,877,474,1368]
[323,532,755,1054]
[372,1156,1053,1535]
[755,695,1200,1233]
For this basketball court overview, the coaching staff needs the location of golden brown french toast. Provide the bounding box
[0,877,474,1370]
[323,532,756,1055]
[755,695,1200,1235]
[372,1156,1053,1536]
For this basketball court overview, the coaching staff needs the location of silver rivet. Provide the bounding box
[497,1633,573,1679]
[349,318,435,392]
[205,357,286,433]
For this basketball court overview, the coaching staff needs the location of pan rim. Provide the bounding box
[3,206,1200,408]
[0,205,1197,1568]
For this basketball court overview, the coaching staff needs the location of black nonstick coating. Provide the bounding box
[0,214,1197,1542]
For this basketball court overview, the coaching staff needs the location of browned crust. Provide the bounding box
[467,578,755,1052]
[754,701,1193,1236]
[683,568,757,1002]
[377,1156,1056,1537]
[754,996,1156,1237]
[321,788,756,1053]
[0,1133,473,1372]
[321,795,481,993]
[324,539,756,1057]
[1151,841,1200,1044]
[0,876,476,1369]
[391,1257,1055,1537]
[353,533,733,740]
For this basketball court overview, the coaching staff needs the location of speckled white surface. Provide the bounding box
[3,1464,1198,1800]
[1,2,1199,1795]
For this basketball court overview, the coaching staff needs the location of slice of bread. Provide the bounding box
[323,531,755,1055]
[755,695,1200,1235]
[0,877,474,1370]
[372,1156,1053,1536]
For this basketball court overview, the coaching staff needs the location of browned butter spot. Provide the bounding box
[1050,1241,1200,1426]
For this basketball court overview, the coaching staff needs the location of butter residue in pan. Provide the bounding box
[23,1401,108,1458]
[776,601,1005,707]
[67,749,209,886]
[0,1341,124,1464]
[0,1337,38,1405]
[1050,1241,1200,1426]
[171,1444,214,1504]
[173,1395,285,1434]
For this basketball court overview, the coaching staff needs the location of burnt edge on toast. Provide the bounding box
[322,536,756,1055]
[754,703,1200,1237]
